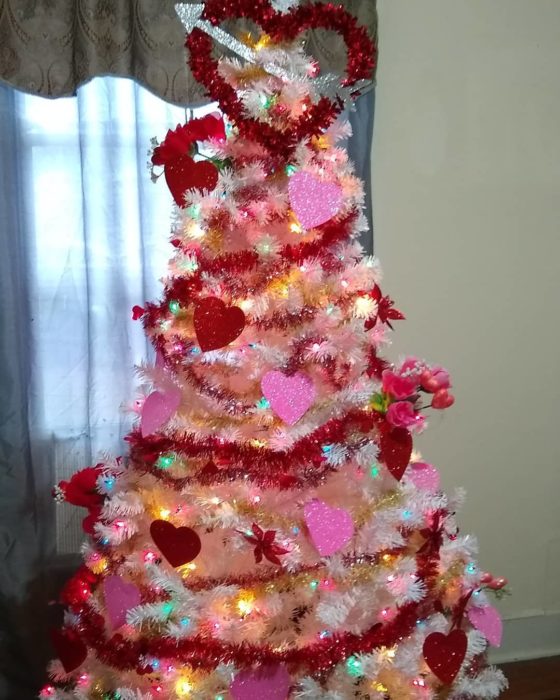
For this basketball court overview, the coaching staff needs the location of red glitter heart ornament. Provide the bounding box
[186,0,375,157]
[150,520,202,567]
[164,154,219,207]
[423,629,468,684]
[378,425,413,481]
[50,628,87,673]
[193,297,246,351]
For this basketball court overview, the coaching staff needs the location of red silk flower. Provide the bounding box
[365,285,405,331]
[242,523,290,565]
[151,115,226,167]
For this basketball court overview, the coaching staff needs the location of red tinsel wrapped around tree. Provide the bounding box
[42,1,508,698]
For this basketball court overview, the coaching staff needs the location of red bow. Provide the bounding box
[54,465,105,534]
[241,523,290,565]
[131,305,145,320]
[151,115,226,167]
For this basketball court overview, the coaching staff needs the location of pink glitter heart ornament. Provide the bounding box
[288,171,343,229]
[230,664,291,700]
[468,604,503,647]
[304,499,354,556]
[261,371,316,425]
[103,575,141,629]
[406,462,440,492]
[140,386,181,437]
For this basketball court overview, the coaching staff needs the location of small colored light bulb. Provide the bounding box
[176,677,193,697]
[157,453,175,469]
[346,655,363,677]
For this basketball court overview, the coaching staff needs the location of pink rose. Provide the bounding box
[386,401,425,430]
[382,370,417,400]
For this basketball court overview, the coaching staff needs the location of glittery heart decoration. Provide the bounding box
[193,297,246,351]
[230,663,291,700]
[303,499,354,556]
[261,370,316,425]
[50,628,88,673]
[140,387,182,437]
[468,605,502,647]
[103,575,142,630]
[186,1,375,156]
[164,154,218,207]
[423,630,468,684]
[288,172,343,229]
[406,462,440,493]
[378,426,413,481]
[150,520,202,568]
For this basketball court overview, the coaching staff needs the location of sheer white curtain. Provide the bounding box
[0,77,212,698]
[24,79,193,455]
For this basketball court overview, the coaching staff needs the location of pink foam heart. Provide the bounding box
[406,462,440,492]
[230,664,290,700]
[261,371,316,425]
[304,499,354,556]
[468,604,503,647]
[288,171,343,229]
[140,386,181,437]
[104,575,141,629]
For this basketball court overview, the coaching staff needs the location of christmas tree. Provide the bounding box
[43,1,509,698]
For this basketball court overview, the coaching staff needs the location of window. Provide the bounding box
[14,77,215,551]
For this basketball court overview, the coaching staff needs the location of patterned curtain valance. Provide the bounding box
[0,0,377,107]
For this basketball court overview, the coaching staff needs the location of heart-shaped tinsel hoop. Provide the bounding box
[185,0,375,158]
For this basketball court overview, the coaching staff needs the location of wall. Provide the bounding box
[373,0,560,662]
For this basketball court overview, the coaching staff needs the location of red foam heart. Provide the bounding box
[50,628,87,673]
[186,1,375,156]
[193,297,245,351]
[150,520,202,568]
[378,426,413,481]
[164,154,218,207]
[423,629,468,684]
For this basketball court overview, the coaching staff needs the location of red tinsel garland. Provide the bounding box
[126,408,381,481]
[77,601,420,673]
[186,0,375,158]
[147,211,357,331]
[63,539,444,678]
